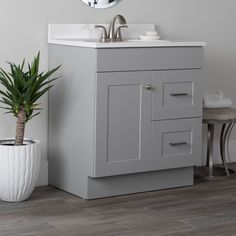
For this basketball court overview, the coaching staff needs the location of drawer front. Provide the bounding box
[151,118,202,171]
[152,70,202,120]
[97,47,203,72]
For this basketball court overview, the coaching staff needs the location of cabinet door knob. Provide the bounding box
[145,85,152,90]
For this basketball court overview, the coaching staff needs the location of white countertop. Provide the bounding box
[48,24,206,49]
[49,38,206,48]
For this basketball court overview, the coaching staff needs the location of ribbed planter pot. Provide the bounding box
[0,139,41,202]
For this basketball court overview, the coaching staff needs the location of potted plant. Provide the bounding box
[0,53,60,202]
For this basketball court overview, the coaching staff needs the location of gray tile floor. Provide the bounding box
[1,168,236,236]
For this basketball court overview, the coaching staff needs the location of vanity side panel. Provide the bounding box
[49,45,96,198]
[97,47,204,72]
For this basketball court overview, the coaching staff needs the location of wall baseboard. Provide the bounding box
[37,160,48,186]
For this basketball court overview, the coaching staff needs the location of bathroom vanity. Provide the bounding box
[48,24,205,199]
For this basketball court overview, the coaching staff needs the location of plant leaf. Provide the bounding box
[0,52,60,124]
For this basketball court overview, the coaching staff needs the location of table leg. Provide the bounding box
[220,123,234,176]
[226,122,235,163]
[207,124,214,178]
[220,124,226,162]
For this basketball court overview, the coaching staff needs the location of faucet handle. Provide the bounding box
[95,25,108,43]
[115,25,128,42]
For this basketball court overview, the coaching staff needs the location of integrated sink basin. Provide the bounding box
[49,37,176,48]
[125,39,170,42]
[52,38,170,43]
[48,24,206,49]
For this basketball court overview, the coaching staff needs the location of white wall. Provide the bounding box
[1,0,236,185]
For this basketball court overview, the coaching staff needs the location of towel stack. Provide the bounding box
[203,91,232,108]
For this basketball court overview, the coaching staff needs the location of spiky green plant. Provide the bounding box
[0,52,60,145]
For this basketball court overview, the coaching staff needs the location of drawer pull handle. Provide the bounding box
[169,142,187,146]
[170,93,189,96]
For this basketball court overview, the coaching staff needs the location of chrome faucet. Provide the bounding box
[95,25,109,43]
[95,14,128,43]
[108,14,128,42]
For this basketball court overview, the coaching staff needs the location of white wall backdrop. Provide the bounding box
[1,0,236,185]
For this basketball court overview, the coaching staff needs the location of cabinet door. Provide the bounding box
[94,72,151,177]
[152,70,202,120]
[151,118,202,171]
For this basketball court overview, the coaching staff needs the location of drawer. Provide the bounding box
[97,47,203,72]
[151,118,202,171]
[152,70,202,120]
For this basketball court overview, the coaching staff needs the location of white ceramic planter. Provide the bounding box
[0,139,41,202]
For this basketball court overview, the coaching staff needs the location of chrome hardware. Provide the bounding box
[170,93,189,96]
[95,25,108,43]
[108,15,128,42]
[95,15,128,43]
[115,25,128,42]
[145,85,152,90]
[169,142,187,146]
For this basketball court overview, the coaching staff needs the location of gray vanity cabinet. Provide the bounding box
[49,45,204,199]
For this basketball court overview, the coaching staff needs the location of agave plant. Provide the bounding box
[0,52,60,146]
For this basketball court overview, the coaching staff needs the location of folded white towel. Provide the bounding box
[204,98,232,108]
[203,91,232,108]
[204,91,224,101]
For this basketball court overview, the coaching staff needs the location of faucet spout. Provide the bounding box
[108,14,127,42]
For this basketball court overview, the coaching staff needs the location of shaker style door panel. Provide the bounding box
[151,118,202,171]
[94,72,152,177]
[152,70,202,120]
